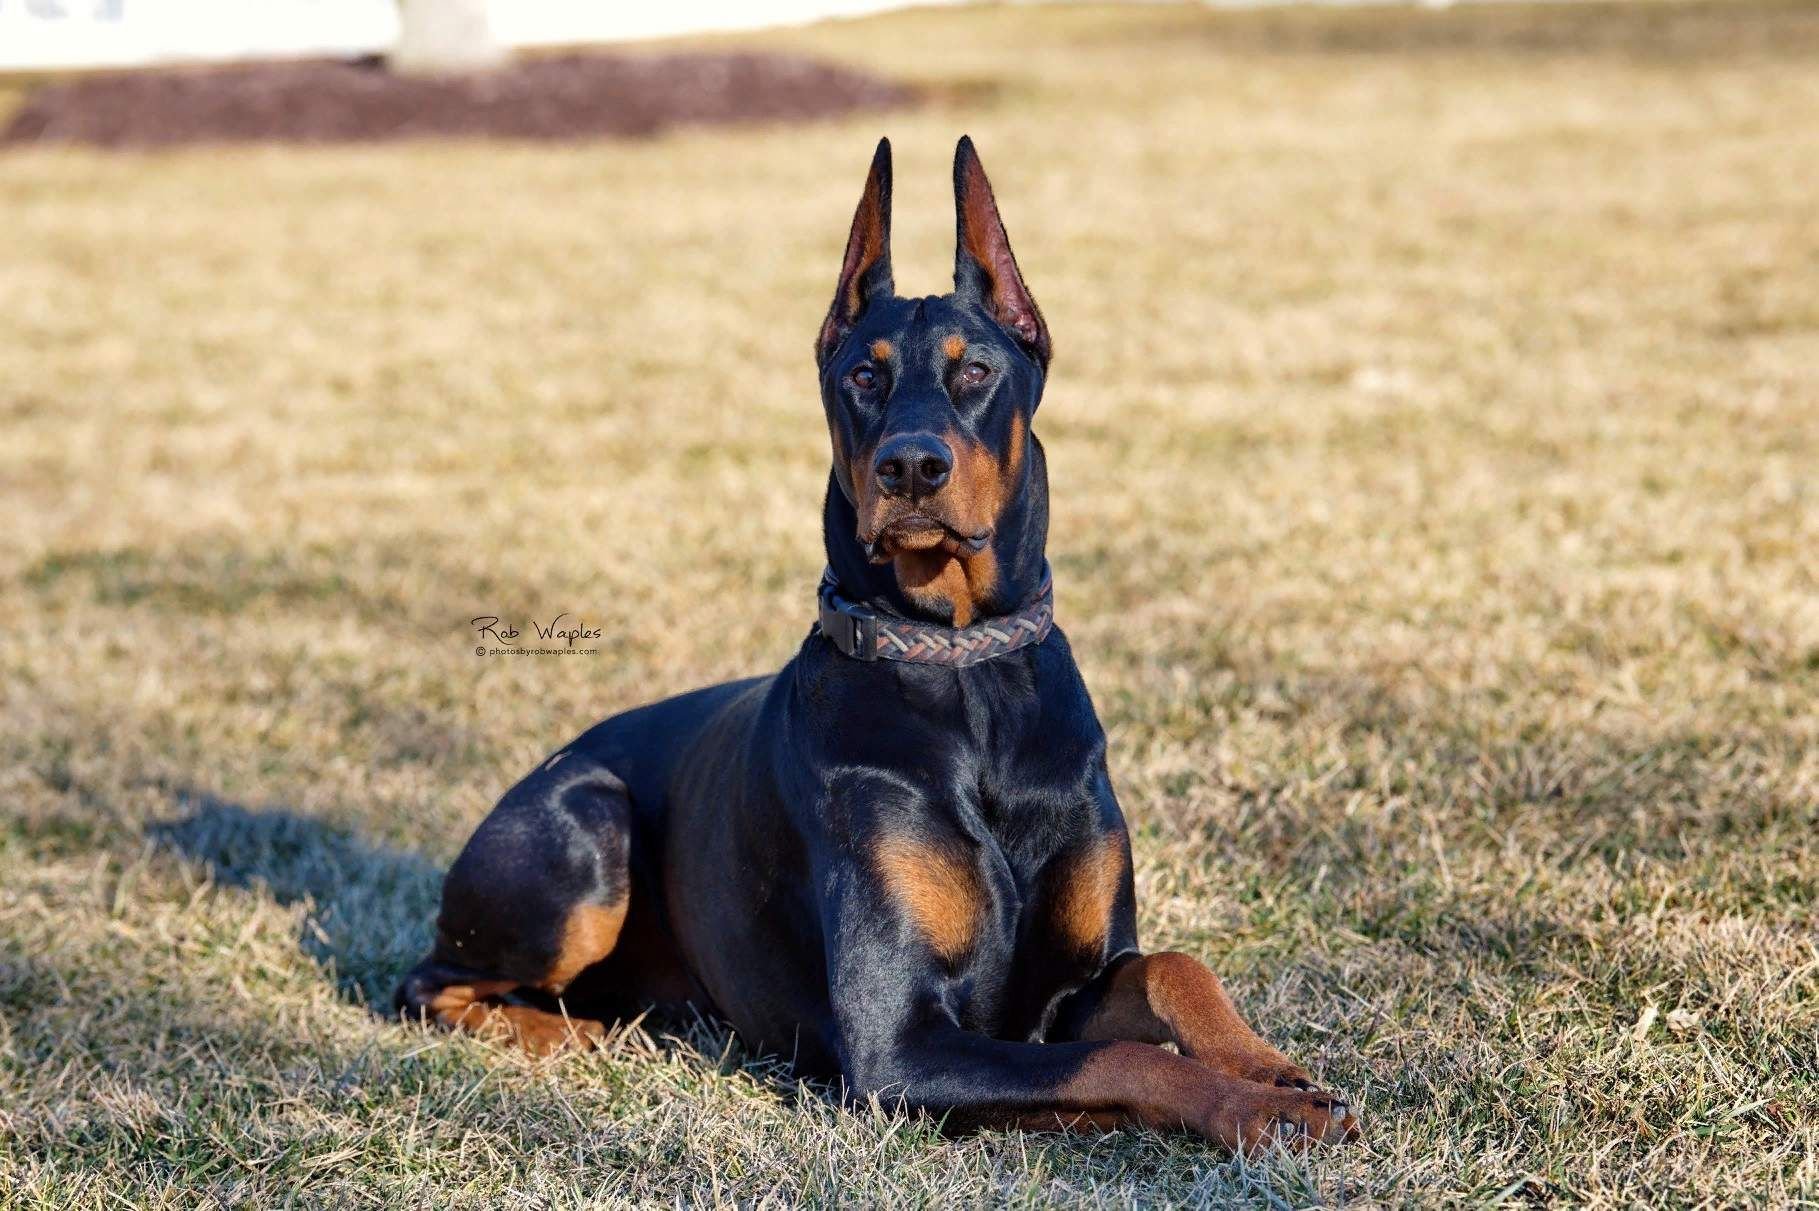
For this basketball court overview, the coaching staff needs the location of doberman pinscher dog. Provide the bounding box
[397,137,1359,1153]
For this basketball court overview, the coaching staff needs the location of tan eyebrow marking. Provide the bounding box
[943,334,968,361]
[870,339,894,361]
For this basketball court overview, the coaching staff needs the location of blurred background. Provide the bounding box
[1,1,1814,1206]
[0,1,956,71]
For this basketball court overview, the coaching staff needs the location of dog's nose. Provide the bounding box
[873,434,953,499]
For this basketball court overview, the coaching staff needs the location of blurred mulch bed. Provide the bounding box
[0,51,914,148]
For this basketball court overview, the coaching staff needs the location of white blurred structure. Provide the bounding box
[392,0,503,73]
[0,1,970,71]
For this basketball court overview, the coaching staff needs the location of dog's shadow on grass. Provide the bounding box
[149,792,444,1011]
[146,794,814,1099]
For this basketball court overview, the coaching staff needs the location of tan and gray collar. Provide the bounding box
[816,565,1054,668]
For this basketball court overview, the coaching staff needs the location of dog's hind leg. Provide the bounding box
[395,756,632,1056]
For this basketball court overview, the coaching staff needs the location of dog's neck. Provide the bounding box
[822,436,1050,628]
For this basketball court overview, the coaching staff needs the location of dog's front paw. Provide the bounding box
[1260,1088,1361,1150]
[1194,1079,1362,1154]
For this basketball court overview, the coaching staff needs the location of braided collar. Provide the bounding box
[816,565,1054,668]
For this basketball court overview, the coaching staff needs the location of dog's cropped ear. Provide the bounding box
[952,135,1050,370]
[816,137,894,369]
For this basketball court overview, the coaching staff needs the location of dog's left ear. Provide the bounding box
[952,135,1050,370]
[817,137,894,369]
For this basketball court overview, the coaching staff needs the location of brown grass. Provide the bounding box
[1,2,1816,1205]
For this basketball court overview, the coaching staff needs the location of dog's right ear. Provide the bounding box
[816,138,894,369]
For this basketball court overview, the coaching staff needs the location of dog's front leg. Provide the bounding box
[1051,952,1327,1092]
[824,846,1353,1152]
[837,1017,1352,1152]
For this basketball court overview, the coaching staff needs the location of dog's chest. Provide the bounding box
[944,813,1129,1041]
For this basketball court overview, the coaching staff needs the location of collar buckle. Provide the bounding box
[817,578,879,661]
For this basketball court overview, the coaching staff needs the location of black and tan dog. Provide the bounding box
[397,137,1359,1152]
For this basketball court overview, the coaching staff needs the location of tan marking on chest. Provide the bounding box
[1051,830,1128,957]
[541,898,628,993]
[873,835,986,962]
[893,546,998,628]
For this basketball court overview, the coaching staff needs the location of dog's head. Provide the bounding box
[815,137,1051,625]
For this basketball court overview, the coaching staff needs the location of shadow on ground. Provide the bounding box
[149,794,443,1009]
[143,794,812,1096]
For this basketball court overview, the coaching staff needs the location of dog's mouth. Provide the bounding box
[862,514,993,563]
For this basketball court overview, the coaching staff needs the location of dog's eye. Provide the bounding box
[849,365,878,390]
[961,362,993,385]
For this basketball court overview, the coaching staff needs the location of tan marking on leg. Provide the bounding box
[1057,1043,1358,1153]
[424,981,606,1056]
[426,980,516,1027]
[943,334,967,361]
[1079,952,1315,1089]
[1006,1108,1123,1133]
[1051,830,1128,958]
[872,834,985,963]
[1073,965,1171,1047]
[542,898,627,993]
[870,338,894,361]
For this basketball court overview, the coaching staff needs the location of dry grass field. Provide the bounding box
[3,1,1817,1205]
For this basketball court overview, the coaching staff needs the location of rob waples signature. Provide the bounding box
[471,614,603,656]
